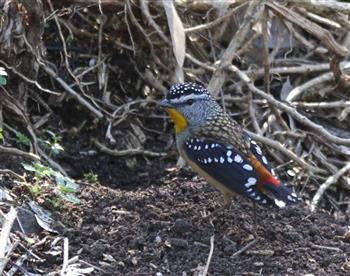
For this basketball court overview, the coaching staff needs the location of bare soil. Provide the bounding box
[2,116,350,275]
[59,167,350,275]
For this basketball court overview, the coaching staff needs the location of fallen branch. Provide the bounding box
[292,100,350,109]
[0,145,40,161]
[0,60,61,95]
[0,207,17,275]
[228,65,350,146]
[310,161,350,212]
[92,138,166,157]
[287,0,350,14]
[208,0,263,95]
[42,64,104,119]
[285,62,350,102]
[199,235,214,276]
[184,2,247,33]
[0,169,25,181]
[267,1,347,57]
[247,61,337,78]
[231,239,257,258]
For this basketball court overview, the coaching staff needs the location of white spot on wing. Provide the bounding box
[248,177,257,184]
[205,145,208,149]
[207,158,212,163]
[255,146,262,155]
[243,164,253,171]
[287,195,295,201]
[275,199,286,208]
[226,150,232,157]
[227,157,233,163]
[220,157,225,163]
[244,177,257,188]
[234,155,243,163]
[262,156,268,164]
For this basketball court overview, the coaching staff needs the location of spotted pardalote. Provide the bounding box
[161,82,300,208]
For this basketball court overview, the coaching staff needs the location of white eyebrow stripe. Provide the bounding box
[170,93,208,103]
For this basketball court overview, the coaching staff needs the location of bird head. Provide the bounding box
[160,83,220,133]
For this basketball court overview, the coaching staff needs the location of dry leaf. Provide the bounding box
[163,0,185,82]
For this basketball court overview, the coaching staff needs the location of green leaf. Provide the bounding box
[59,192,80,204]
[0,75,7,86]
[15,132,30,146]
[32,162,52,178]
[45,130,56,138]
[22,163,36,172]
[58,184,76,194]
[51,142,64,155]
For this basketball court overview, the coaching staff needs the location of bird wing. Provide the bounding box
[243,134,300,206]
[243,133,275,176]
[182,138,275,207]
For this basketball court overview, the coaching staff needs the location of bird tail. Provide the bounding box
[263,182,301,208]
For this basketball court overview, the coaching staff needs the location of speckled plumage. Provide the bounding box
[162,82,300,208]
[193,111,251,156]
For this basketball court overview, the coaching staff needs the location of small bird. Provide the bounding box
[161,82,300,211]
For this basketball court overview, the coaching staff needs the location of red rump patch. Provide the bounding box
[264,175,281,187]
[248,156,280,187]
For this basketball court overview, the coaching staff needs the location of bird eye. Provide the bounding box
[186,99,194,105]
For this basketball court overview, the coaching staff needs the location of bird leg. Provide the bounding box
[252,201,258,236]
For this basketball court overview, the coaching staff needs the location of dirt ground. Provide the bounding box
[1,111,349,275]
[1,1,350,275]
[57,167,350,276]
[1,123,350,275]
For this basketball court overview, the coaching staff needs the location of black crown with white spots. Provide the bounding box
[167,82,210,100]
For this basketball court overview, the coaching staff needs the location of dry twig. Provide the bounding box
[311,161,350,212]
[0,208,17,275]
[92,138,166,157]
[199,235,215,276]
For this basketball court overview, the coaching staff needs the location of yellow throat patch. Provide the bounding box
[165,108,188,133]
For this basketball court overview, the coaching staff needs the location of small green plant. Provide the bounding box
[0,67,7,86]
[41,130,64,156]
[15,131,30,146]
[83,171,98,183]
[22,162,80,205]
[28,183,42,198]
[45,197,62,209]
[23,162,52,180]
[0,128,4,143]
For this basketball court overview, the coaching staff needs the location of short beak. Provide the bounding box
[159,99,174,109]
